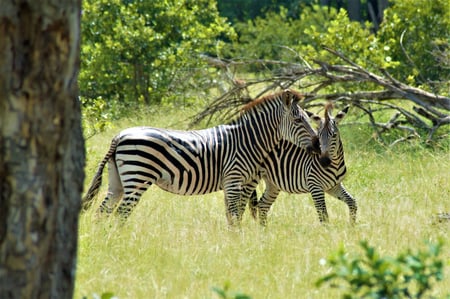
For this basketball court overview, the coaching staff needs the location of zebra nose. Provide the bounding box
[319,154,331,168]
[311,136,320,154]
[307,136,321,154]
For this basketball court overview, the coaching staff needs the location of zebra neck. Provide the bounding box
[237,111,282,160]
[331,140,346,168]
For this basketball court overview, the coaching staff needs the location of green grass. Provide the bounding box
[76,106,450,299]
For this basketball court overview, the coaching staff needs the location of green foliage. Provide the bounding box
[378,0,450,88]
[212,282,252,299]
[227,3,397,74]
[298,6,398,70]
[81,96,113,137]
[230,7,297,62]
[226,0,448,92]
[316,240,447,299]
[80,0,235,109]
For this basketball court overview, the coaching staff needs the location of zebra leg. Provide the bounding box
[115,182,151,220]
[249,190,258,220]
[238,187,252,221]
[326,183,357,224]
[309,187,329,223]
[241,179,260,220]
[257,181,280,226]
[223,181,244,227]
[97,159,124,215]
[98,191,123,215]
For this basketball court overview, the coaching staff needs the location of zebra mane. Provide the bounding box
[240,89,303,113]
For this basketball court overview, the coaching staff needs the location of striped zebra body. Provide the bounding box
[247,104,357,225]
[116,126,231,195]
[82,90,318,226]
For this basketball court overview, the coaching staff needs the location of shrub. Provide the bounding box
[80,0,235,108]
[377,0,450,89]
[227,3,397,71]
[316,240,446,299]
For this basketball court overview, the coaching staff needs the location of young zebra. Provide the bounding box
[245,103,357,225]
[82,90,318,226]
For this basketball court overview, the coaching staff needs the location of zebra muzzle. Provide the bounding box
[307,136,321,154]
[319,154,332,168]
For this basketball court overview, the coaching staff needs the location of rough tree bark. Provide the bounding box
[0,1,84,298]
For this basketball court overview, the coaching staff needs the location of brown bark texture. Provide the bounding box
[0,1,84,298]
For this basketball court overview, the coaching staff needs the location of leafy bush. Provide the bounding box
[378,0,450,89]
[226,0,449,92]
[231,7,296,62]
[81,96,112,137]
[298,6,397,71]
[227,4,396,70]
[316,240,447,299]
[80,0,235,109]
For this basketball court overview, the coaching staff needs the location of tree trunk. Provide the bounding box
[0,1,83,298]
[347,0,362,22]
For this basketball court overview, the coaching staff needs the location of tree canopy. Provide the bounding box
[80,0,449,142]
[80,0,235,107]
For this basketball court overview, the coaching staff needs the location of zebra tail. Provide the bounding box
[81,137,118,211]
[249,190,258,219]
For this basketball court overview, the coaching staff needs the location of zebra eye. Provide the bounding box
[293,116,304,124]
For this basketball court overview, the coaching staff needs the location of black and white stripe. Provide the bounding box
[82,89,318,225]
[245,103,357,225]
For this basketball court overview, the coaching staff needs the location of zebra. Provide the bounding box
[244,102,357,225]
[81,89,319,226]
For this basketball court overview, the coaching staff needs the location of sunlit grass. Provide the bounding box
[75,106,450,299]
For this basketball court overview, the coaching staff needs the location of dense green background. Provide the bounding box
[80,0,449,123]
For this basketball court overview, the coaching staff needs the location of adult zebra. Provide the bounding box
[82,90,318,226]
[245,103,357,225]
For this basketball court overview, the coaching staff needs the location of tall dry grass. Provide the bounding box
[76,106,449,298]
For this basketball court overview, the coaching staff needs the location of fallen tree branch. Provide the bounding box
[194,47,449,144]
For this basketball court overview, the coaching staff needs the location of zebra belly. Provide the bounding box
[262,155,345,195]
[268,175,310,194]
[261,157,311,194]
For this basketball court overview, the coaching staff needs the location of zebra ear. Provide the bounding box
[306,110,322,126]
[335,106,349,124]
[324,102,333,123]
[282,89,304,106]
[281,89,292,106]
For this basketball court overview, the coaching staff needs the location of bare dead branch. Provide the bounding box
[194,48,450,143]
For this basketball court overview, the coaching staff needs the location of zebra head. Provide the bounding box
[279,89,318,153]
[310,103,349,168]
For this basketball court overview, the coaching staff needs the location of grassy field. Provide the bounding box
[75,105,450,299]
